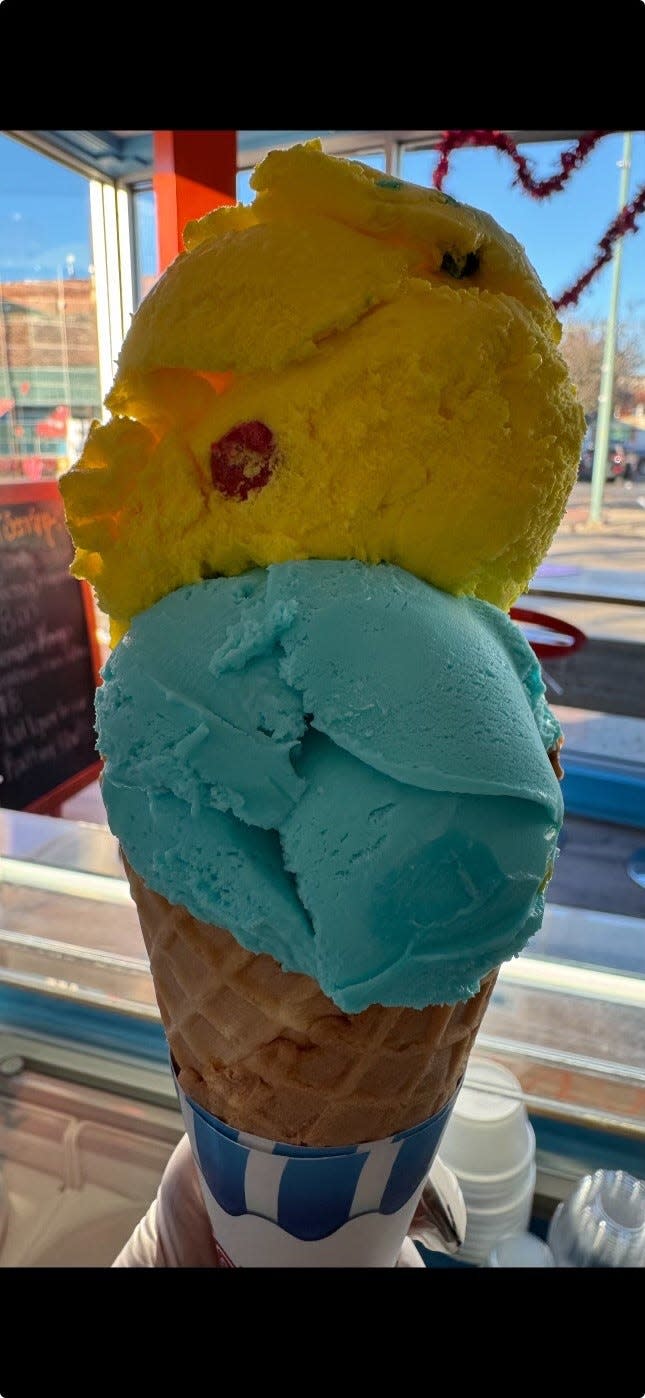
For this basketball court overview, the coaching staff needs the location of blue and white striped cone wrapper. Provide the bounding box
[174,1065,459,1267]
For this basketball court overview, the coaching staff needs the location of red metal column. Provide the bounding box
[153,131,237,271]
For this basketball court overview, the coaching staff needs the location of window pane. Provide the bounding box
[0,134,102,483]
[131,185,159,307]
[236,167,254,204]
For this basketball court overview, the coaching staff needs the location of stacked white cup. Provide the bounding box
[439,1056,536,1266]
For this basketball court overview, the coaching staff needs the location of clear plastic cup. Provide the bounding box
[547,1169,645,1268]
[486,1232,555,1267]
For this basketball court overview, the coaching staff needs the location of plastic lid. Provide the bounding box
[486,1233,555,1267]
[547,1170,645,1268]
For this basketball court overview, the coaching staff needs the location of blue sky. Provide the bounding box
[0,134,94,281]
[1,131,643,338]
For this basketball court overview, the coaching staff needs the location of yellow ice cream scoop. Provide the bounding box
[60,139,585,633]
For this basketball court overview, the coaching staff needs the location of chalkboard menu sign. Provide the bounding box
[0,481,101,812]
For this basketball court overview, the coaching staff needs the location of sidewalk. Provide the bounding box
[527,480,645,643]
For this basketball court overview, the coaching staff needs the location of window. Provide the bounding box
[131,185,158,308]
[0,133,102,483]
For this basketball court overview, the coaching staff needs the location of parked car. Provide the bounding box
[578,443,626,482]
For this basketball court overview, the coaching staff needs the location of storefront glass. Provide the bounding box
[131,185,158,308]
[0,134,102,485]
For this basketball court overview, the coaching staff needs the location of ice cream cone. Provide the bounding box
[125,859,497,1148]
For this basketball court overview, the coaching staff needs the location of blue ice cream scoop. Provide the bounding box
[97,560,563,1010]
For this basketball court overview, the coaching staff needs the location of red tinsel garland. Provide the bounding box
[432,128,609,197]
[431,129,644,311]
[554,185,645,311]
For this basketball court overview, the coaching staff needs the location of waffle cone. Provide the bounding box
[126,860,497,1148]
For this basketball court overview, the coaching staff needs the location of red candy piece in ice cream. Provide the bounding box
[210,421,277,500]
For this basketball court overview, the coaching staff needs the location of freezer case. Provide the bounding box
[0,1035,182,1267]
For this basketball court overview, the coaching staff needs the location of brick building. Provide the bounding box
[0,278,101,480]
